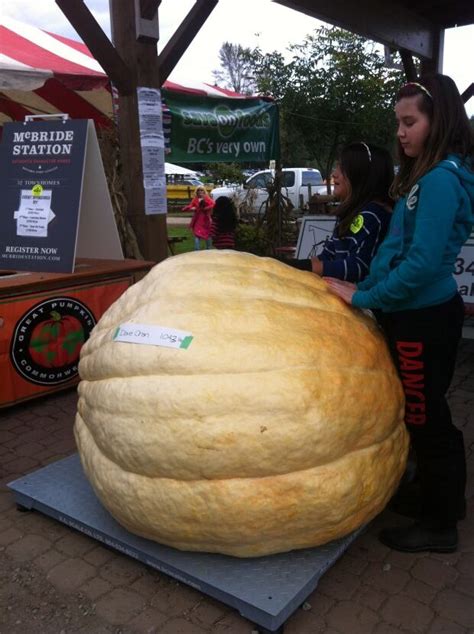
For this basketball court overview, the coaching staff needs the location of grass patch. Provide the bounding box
[167,225,194,255]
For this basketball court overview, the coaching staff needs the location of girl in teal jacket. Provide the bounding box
[327,74,474,554]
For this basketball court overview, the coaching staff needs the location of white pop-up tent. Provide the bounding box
[164,163,199,177]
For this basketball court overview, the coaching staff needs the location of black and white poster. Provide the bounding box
[295,215,336,259]
[137,87,167,215]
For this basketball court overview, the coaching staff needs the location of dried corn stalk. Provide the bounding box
[97,126,143,260]
[257,174,295,256]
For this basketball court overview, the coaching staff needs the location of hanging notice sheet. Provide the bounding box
[137,87,167,215]
[0,120,88,273]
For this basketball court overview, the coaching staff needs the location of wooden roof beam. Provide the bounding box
[135,0,161,41]
[55,0,134,95]
[399,50,418,81]
[273,0,436,59]
[158,0,219,84]
[140,0,161,20]
[461,83,474,104]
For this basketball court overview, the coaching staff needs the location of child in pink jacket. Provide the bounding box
[183,186,215,250]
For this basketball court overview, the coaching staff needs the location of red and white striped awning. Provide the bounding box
[0,17,246,128]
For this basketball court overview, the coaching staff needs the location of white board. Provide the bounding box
[455,229,474,306]
[295,215,336,259]
[295,215,474,307]
[75,120,123,260]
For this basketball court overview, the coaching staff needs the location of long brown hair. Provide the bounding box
[213,196,237,232]
[336,143,394,236]
[392,74,474,198]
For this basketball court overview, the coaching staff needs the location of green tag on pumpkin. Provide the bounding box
[113,323,193,349]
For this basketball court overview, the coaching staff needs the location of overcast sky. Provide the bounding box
[3,0,474,115]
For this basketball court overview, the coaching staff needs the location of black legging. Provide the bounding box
[375,293,466,528]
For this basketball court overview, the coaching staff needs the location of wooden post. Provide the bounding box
[109,0,168,263]
[420,29,444,76]
[399,50,418,82]
[274,159,283,250]
[56,0,220,263]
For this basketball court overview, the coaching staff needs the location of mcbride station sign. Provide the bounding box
[0,119,88,273]
[11,128,75,156]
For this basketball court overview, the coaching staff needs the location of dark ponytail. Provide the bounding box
[336,143,394,236]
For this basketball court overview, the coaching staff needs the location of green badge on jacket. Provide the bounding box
[350,214,364,233]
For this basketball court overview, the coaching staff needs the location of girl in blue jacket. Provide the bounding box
[290,142,393,281]
[327,74,474,553]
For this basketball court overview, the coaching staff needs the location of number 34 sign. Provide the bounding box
[455,230,474,305]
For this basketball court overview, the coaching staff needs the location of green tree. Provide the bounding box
[212,42,257,94]
[250,27,404,180]
[207,162,245,185]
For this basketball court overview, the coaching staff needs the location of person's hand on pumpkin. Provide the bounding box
[324,277,356,304]
[310,258,323,275]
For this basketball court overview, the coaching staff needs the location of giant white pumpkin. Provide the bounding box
[75,250,408,557]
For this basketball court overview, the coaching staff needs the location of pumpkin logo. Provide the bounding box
[10,297,96,386]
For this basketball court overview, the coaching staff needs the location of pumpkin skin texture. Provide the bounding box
[75,250,408,558]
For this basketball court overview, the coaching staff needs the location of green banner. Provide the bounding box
[162,90,280,163]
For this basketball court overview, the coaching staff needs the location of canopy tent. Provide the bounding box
[0,17,247,129]
[164,163,198,176]
[0,18,280,164]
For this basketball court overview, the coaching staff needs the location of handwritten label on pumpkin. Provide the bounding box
[113,323,193,349]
